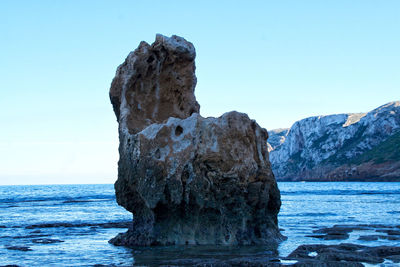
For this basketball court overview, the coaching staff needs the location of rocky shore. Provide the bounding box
[4,220,400,266]
[124,223,400,266]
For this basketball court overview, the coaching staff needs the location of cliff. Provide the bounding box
[109,34,283,246]
[269,101,400,181]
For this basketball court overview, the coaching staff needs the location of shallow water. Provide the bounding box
[0,182,399,266]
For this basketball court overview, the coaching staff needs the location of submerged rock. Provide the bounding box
[109,35,282,246]
[5,246,32,252]
[287,243,400,265]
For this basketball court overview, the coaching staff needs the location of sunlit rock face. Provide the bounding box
[109,34,282,246]
[110,34,199,135]
[269,101,400,181]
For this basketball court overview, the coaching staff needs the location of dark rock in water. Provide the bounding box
[62,199,93,204]
[358,235,379,241]
[287,243,400,266]
[359,234,400,241]
[109,34,283,246]
[310,224,400,243]
[376,229,400,235]
[386,236,400,241]
[312,225,355,234]
[306,225,356,240]
[5,246,32,252]
[13,234,51,239]
[306,233,349,240]
[25,222,77,229]
[387,254,400,263]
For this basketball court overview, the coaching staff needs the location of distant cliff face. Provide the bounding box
[269,101,400,181]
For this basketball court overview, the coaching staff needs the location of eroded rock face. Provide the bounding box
[110,34,200,134]
[109,35,282,246]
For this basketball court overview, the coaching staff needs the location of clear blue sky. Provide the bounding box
[1,0,399,185]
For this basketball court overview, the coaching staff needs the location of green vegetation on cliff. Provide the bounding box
[351,131,400,164]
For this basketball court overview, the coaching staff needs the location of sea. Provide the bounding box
[1,182,400,266]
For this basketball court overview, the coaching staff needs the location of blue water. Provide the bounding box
[1,182,400,266]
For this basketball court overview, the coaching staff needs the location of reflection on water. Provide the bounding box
[131,244,278,265]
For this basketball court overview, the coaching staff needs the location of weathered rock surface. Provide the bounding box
[287,243,400,265]
[109,35,282,246]
[110,34,199,135]
[269,101,400,181]
[307,224,400,244]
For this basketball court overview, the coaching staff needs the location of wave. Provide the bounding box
[294,212,337,217]
[0,194,115,204]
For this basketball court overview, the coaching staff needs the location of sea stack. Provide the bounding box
[109,34,282,246]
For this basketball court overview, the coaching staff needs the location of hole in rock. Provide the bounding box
[175,125,183,136]
[225,234,230,242]
[155,149,161,159]
[147,56,155,63]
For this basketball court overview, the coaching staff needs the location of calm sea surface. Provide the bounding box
[1,182,399,266]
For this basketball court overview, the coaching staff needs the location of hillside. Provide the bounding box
[269,101,400,181]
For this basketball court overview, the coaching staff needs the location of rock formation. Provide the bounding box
[269,101,400,181]
[110,34,199,134]
[109,34,282,246]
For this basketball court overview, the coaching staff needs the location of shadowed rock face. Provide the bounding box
[109,34,282,246]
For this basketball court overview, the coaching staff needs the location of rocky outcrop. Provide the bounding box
[267,128,289,152]
[109,35,282,246]
[110,34,199,134]
[269,101,400,181]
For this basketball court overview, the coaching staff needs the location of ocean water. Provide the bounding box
[1,182,399,266]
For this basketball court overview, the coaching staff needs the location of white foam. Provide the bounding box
[308,251,318,257]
